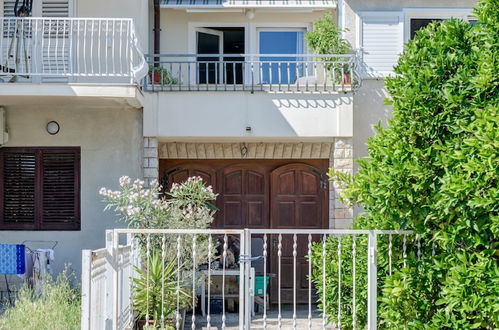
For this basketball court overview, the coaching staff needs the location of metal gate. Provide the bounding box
[82,228,414,330]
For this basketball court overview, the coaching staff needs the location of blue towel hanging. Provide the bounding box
[0,244,25,274]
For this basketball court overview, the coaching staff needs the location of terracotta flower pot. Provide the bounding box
[136,319,155,329]
[149,72,162,84]
[342,72,351,85]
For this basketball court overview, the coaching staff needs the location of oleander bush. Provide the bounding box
[313,0,498,328]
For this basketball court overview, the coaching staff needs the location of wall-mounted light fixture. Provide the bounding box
[245,9,255,20]
[46,121,60,135]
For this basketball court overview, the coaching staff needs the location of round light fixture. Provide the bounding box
[245,9,255,20]
[46,121,60,135]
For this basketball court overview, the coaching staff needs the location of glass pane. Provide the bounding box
[259,31,305,84]
[197,32,220,84]
[410,18,443,40]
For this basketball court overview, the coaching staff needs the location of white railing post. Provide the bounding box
[81,249,92,330]
[105,229,119,330]
[241,228,252,330]
[367,231,377,330]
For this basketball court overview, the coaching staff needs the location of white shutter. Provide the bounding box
[40,0,72,83]
[41,0,71,17]
[359,12,403,78]
[2,0,16,16]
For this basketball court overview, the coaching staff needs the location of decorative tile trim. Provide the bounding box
[158,142,332,159]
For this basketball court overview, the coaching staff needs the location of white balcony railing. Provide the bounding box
[144,53,360,93]
[0,17,147,84]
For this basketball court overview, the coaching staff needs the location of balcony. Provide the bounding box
[0,17,147,85]
[144,53,360,93]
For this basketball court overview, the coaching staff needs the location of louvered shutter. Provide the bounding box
[359,12,404,78]
[2,0,16,16]
[40,0,72,83]
[0,147,80,231]
[0,150,37,230]
[41,149,80,230]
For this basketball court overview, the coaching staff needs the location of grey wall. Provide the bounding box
[0,104,142,283]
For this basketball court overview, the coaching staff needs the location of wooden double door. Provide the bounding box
[160,159,329,303]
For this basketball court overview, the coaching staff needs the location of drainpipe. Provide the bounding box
[153,0,161,66]
[338,0,345,36]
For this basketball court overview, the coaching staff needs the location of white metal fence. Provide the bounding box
[144,54,360,93]
[82,228,414,330]
[0,17,147,84]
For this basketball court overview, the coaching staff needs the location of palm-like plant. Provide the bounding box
[133,252,191,328]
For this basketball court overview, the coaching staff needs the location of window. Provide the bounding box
[0,147,80,230]
[410,18,443,39]
[358,9,473,78]
[358,12,404,78]
[258,30,305,84]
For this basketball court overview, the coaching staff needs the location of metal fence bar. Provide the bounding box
[367,231,377,330]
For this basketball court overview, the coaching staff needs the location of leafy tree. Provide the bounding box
[315,0,498,328]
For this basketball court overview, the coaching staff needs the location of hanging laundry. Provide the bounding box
[0,244,25,275]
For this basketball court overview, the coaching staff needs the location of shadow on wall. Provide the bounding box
[157,91,354,138]
[353,79,392,162]
[273,95,353,109]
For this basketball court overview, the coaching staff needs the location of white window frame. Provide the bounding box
[251,24,311,55]
[403,8,473,42]
[187,22,312,84]
[187,22,250,55]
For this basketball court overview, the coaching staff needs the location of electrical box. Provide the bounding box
[0,107,8,145]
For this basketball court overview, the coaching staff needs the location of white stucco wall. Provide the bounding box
[0,104,142,279]
[144,92,353,140]
[76,0,149,51]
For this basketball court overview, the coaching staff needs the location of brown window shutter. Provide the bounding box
[0,147,80,231]
[41,149,80,230]
[0,150,37,230]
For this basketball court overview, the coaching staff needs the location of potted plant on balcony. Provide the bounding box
[305,12,353,86]
[149,65,179,85]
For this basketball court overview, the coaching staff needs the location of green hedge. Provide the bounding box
[313,0,498,328]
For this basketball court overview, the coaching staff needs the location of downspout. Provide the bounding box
[338,0,345,36]
[153,0,161,65]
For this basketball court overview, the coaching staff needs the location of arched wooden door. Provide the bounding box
[160,163,216,193]
[269,163,328,303]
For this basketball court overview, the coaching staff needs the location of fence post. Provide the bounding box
[367,231,377,329]
[105,229,119,330]
[81,250,92,330]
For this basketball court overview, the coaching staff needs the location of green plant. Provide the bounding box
[305,12,350,56]
[306,12,352,83]
[133,252,191,327]
[310,235,368,328]
[149,65,178,85]
[0,271,80,330]
[322,0,498,328]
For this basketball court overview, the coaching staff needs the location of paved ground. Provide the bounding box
[185,304,337,329]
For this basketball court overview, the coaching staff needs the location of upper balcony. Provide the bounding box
[0,17,147,83]
[144,53,360,93]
